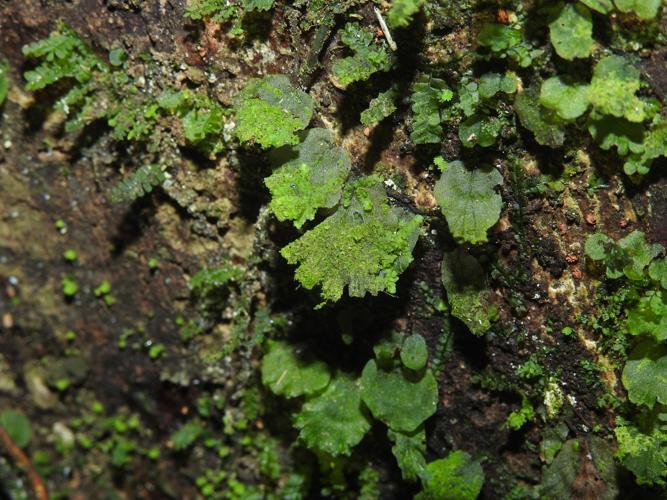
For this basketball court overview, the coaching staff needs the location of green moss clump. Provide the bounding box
[281,177,422,304]
[265,128,351,228]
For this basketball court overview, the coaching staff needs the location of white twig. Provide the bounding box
[374,7,397,51]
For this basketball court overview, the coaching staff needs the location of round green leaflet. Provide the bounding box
[401,334,428,371]
[360,359,437,433]
[261,340,331,398]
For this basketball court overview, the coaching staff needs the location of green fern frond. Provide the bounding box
[111,164,166,203]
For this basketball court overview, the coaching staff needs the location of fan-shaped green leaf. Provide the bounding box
[281,177,422,304]
[626,291,667,342]
[433,161,503,244]
[400,334,428,371]
[293,374,371,456]
[514,87,565,147]
[0,409,32,448]
[540,77,590,120]
[360,359,437,432]
[234,74,314,148]
[622,340,667,407]
[590,56,646,123]
[265,128,351,228]
[261,340,331,398]
[549,3,595,60]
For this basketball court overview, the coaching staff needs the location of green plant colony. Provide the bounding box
[7,0,667,496]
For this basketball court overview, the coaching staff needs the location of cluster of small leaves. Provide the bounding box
[537,55,648,122]
[233,74,314,148]
[22,23,105,91]
[585,230,667,484]
[22,24,114,134]
[458,72,516,149]
[507,396,535,430]
[23,27,230,205]
[156,88,227,154]
[528,7,667,175]
[585,230,662,281]
[100,81,226,155]
[433,160,503,244]
[262,334,440,484]
[260,340,370,456]
[185,0,274,35]
[281,177,422,304]
[589,113,667,176]
[233,74,422,307]
[409,70,516,149]
[331,23,391,88]
[477,23,543,68]
[364,334,441,484]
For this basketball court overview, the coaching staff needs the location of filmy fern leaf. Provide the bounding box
[111,164,166,203]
